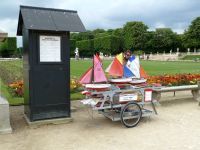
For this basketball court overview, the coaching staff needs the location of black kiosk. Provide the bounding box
[17,6,86,122]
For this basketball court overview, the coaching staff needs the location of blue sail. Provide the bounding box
[123,65,134,78]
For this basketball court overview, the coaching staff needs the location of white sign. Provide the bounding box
[145,90,152,102]
[40,35,61,62]
[119,94,138,102]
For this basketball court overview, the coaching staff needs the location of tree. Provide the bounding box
[76,39,94,57]
[70,30,94,41]
[183,17,200,49]
[153,28,177,53]
[70,39,76,57]
[92,28,105,35]
[112,28,123,37]
[123,21,148,50]
[144,31,156,53]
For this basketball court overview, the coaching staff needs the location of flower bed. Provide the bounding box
[8,74,200,97]
[8,80,24,97]
[147,74,200,86]
[8,78,83,97]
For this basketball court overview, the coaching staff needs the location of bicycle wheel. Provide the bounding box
[120,102,142,128]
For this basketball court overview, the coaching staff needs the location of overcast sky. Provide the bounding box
[0,0,200,47]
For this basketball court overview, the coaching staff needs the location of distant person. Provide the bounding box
[96,51,100,57]
[147,55,149,60]
[124,50,132,65]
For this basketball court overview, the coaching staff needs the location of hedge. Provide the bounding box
[0,37,17,57]
[70,39,76,57]
[74,35,123,57]
[76,39,94,57]
[94,35,123,55]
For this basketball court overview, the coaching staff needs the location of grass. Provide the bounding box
[141,61,200,75]
[71,60,200,77]
[182,55,200,60]
[70,91,85,100]
[0,60,22,83]
[0,59,200,104]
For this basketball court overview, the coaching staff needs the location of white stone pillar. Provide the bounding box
[194,48,197,53]
[0,96,12,134]
[187,48,190,55]
[176,48,179,55]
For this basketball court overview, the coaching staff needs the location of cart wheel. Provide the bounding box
[120,102,142,128]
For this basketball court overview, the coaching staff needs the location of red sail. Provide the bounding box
[79,55,107,84]
[94,55,107,83]
[79,67,92,84]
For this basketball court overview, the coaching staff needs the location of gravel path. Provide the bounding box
[0,91,200,150]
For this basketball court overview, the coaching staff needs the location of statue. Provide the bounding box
[74,47,79,60]
[170,50,172,55]
[177,48,179,53]
[187,48,190,54]
[99,52,104,60]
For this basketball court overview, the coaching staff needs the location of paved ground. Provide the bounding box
[0,91,200,150]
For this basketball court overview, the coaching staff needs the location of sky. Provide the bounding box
[0,0,200,47]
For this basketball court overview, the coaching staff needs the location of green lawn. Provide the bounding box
[0,60,24,105]
[71,60,200,77]
[0,59,200,105]
[141,61,200,75]
[0,60,23,83]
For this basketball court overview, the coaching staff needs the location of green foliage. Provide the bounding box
[94,35,122,55]
[123,21,148,50]
[13,47,23,58]
[70,16,200,54]
[133,50,144,56]
[0,60,23,84]
[7,37,17,51]
[0,42,7,56]
[70,31,94,41]
[0,37,17,57]
[76,39,94,57]
[70,39,76,57]
[183,17,200,48]
[143,31,155,53]
[95,32,110,38]
[153,28,177,52]
[112,28,123,37]
[93,28,105,34]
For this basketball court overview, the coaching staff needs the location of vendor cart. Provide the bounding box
[81,84,158,128]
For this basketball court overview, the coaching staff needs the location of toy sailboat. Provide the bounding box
[79,54,111,90]
[106,53,148,84]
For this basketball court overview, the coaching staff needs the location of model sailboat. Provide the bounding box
[106,53,148,84]
[79,54,111,90]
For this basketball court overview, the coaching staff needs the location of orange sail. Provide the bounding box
[140,66,148,78]
[106,53,124,77]
[106,53,148,79]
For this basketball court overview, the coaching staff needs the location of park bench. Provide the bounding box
[152,82,200,105]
